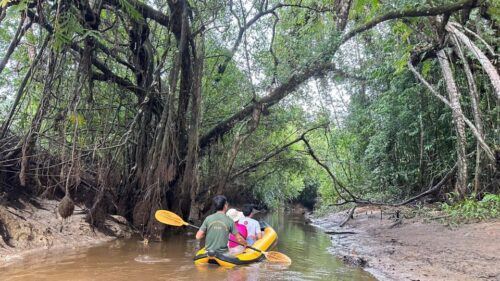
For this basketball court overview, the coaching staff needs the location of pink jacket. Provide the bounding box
[228,222,247,248]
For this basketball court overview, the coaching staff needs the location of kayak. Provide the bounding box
[193,224,278,267]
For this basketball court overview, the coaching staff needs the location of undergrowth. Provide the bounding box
[441,193,500,224]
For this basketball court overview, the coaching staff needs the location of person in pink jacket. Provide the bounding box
[226,208,248,255]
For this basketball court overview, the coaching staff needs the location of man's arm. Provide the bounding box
[235,233,247,247]
[195,230,205,240]
[196,219,207,240]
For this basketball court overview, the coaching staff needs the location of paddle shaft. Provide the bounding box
[185,222,265,254]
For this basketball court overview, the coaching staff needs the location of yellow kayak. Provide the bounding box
[193,225,277,267]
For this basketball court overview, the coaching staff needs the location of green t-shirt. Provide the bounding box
[200,212,237,253]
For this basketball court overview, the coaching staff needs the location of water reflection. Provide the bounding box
[0,211,375,281]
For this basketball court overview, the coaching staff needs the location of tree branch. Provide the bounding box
[200,1,476,153]
[103,0,169,27]
[200,62,346,152]
[216,3,334,79]
[302,135,357,202]
[0,15,32,75]
[27,9,145,99]
[339,206,356,227]
[446,22,500,99]
[229,125,326,179]
[0,36,50,138]
[340,0,477,45]
[395,163,457,206]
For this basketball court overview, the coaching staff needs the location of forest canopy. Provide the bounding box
[0,0,498,236]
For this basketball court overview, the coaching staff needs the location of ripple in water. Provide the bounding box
[134,255,171,264]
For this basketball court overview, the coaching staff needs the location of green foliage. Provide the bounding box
[53,10,82,51]
[295,179,318,209]
[487,0,500,23]
[252,169,304,208]
[351,0,380,20]
[441,194,500,223]
[0,0,498,223]
[117,0,143,21]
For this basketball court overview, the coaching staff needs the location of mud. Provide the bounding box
[310,206,500,281]
[0,198,133,266]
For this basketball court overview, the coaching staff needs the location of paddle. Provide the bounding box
[155,210,292,264]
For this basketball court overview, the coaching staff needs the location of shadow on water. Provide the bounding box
[0,211,376,281]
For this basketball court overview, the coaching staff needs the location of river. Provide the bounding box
[0,211,375,280]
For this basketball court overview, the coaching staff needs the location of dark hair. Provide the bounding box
[242,205,253,217]
[213,195,227,211]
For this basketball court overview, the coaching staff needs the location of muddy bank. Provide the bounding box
[0,198,133,267]
[310,206,500,281]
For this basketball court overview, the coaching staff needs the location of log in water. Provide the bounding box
[0,211,375,280]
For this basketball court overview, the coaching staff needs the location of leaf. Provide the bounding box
[69,113,86,126]
[118,0,143,21]
[421,60,432,77]
[394,53,410,74]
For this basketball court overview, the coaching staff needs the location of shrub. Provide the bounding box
[441,193,500,223]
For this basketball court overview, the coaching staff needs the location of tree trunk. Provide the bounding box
[407,61,494,161]
[186,36,204,222]
[452,35,484,194]
[447,23,500,99]
[437,49,468,197]
[335,0,353,31]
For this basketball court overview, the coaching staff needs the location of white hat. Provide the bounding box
[226,208,244,222]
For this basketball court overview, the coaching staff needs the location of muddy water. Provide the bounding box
[0,211,375,281]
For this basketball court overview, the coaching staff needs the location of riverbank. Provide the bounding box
[310,205,500,281]
[0,198,133,267]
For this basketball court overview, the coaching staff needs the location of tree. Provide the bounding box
[1,0,496,237]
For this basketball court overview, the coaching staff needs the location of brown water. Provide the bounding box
[0,211,375,281]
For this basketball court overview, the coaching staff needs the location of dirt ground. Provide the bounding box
[310,206,500,281]
[0,198,133,267]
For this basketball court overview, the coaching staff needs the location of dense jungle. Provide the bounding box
[0,0,498,280]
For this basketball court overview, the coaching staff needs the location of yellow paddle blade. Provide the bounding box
[155,210,188,227]
[263,251,292,264]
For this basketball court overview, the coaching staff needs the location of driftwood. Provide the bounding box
[428,215,452,220]
[389,219,402,229]
[325,230,357,235]
[339,206,357,227]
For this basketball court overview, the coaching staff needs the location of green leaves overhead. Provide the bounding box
[0,0,497,215]
[117,0,143,21]
[53,10,81,51]
[351,0,380,20]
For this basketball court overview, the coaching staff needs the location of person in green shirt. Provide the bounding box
[195,195,247,254]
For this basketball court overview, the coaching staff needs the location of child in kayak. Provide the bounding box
[226,208,248,255]
[240,205,262,245]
